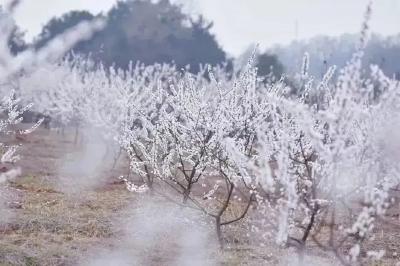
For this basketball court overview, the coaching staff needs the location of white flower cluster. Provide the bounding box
[0,2,396,264]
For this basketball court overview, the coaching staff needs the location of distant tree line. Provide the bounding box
[5,1,400,80]
[272,34,400,79]
[35,0,228,73]
[4,0,283,76]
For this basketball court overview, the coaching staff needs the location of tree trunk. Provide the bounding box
[146,175,154,194]
[182,183,192,204]
[74,126,79,145]
[215,216,223,249]
[297,244,305,265]
[112,147,122,169]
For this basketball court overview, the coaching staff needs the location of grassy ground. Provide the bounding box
[0,127,135,265]
[0,126,398,265]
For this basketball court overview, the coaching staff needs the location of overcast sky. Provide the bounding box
[3,0,400,56]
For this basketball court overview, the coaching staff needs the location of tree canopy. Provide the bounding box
[34,0,226,72]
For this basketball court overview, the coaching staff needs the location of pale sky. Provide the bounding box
[3,0,400,56]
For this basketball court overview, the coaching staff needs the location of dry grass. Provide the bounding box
[0,173,135,265]
[0,128,134,265]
